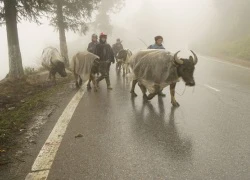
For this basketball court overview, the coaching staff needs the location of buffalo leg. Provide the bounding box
[138,83,147,100]
[91,74,98,92]
[87,78,92,90]
[170,83,180,107]
[48,71,52,80]
[122,63,126,76]
[116,62,119,70]
[147,85,160,100]
[130,80,138,96]
[51,72,56,85]
[74,72,80,88]
[126,64,130,74]
[79,77,83,86]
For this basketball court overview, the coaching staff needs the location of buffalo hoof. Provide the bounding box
[171,101,180,107]
[130,91,137,97]
[94,88,98,92]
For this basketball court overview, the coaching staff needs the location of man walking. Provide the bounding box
[87,34,99,53]
[95,33,115,90]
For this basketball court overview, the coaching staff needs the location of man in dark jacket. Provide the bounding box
[95,32,115,90]
[112,38,124,58]
[87,34,98,53]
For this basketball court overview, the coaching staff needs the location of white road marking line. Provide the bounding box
[25,170,50,180]
[25,88,85,180]
[200,55,250,71]
[204,84,220,92]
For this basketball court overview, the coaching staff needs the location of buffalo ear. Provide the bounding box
[189,56,194,62]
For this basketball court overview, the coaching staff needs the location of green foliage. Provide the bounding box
[195,0,250,60]
[48,0,100,34]
[216,37,250,60]
[193,37,250,61]
[0,80,67,145]
[0,0,50,25]
[212,0,250,40]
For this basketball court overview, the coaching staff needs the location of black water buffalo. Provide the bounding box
[129,49,198,107]
[71,51,100,91]
[41,47,67,82]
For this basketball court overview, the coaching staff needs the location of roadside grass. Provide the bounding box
[193,36,250,61]
[0,72,72,150]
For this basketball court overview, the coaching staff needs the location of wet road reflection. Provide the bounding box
[131,96,193,162]
[48,61,250,180]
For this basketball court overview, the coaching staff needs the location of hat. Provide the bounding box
[100,32,107,38]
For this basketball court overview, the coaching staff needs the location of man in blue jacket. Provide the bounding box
[148,36,165,49]
[148,35,166,97]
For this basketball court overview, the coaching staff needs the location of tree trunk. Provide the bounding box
[56,0,69,67]
[4,0,24,79]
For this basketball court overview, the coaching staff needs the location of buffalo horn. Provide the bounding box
[190,50,198,65]
[174,51,183,65]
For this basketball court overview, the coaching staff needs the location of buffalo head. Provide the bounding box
[173,50,198,86]
[51,60,67,77]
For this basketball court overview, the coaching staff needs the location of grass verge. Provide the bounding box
[0,76,71,150]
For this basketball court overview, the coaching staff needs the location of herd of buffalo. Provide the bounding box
[41,47,198,107]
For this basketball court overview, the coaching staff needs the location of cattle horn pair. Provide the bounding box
[174,50,198,65]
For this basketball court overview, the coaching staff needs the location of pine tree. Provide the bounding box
[48,0,100,67]
[94,0,125,34]
[0,0,49,80]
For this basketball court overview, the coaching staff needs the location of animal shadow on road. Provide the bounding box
[131,97,193,161]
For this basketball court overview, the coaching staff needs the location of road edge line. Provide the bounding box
[25,87,85,180]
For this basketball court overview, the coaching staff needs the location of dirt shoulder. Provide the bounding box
[0,72,77,179]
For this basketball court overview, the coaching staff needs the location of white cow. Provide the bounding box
[41,47,67,81]
[71,51,100,91]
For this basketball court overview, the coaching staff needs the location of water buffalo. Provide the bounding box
[41,47,67,82]
[71,51,100,91]
[116,49,133,74]
[129,49,198,107]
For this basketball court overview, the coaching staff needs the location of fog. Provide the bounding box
[0,0,214,80]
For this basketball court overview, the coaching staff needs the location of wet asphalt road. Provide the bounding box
[48,55,250,180]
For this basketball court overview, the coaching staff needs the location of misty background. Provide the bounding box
[1,0,249,80]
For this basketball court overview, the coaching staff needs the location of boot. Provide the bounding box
[107,85,113,90]
[105,77,112,90]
